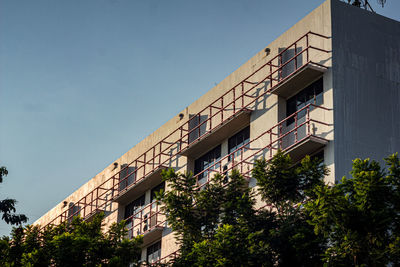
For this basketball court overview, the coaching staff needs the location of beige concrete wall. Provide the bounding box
[35,0,335,261]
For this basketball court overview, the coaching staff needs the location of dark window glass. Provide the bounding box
[228,126,250,161]
[312,150,325,168]
[68,203,80,221]
[124,194,145,219]
[293,150,324,167]
[194,145,221,185]
[151,182,165,203]
[188,114,208,144]
[119,164,136,191]
[286,78,323,125]
[147,240,162,263]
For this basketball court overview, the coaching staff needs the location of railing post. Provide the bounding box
[180,126,183,151]
[233,87,236,113]
[96,188,99,212]
[269,130,272,158]
[240,148,243,174]
[221,98,224,122]
[307,106,310,135]
[159,143,162,166]
[209,106,212,131]
[135,161,138,184]
[241,83,244,108]
[153,146,156,169]
[198,114,201,140]
[269,64,273,88]
[143,154,146,178]
[306,34,309,63]
[295,113,298,142]
[279,123,283,150]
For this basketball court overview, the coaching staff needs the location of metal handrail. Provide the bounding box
[41,31,331,229]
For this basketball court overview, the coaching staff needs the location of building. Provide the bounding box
[34,0,400,264]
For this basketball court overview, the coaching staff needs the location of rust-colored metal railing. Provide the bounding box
[122,104,332,238]
[41,31,331,230]
[131,103,332,265]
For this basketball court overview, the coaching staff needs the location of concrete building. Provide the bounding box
[35,0,400,264]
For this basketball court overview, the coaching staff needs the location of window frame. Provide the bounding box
[286,78,323,125]
[194,145,221,185]
[124,194,146,220]
[146,240,162,263]
[228,126,250,162]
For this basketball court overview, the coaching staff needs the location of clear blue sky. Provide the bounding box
[0,0,399,236]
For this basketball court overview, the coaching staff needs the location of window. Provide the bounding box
[279,47,303,80]
[228,126,250,161]
[119,164,136,191]
[124,194,145,238]
[68,203,80,222]
[124,194,145,220]
[294,150,324,167]
[286,78,323,125]
[188,114,208,144]
[151,182,165,203]
[194,145,221,185]
[146,240,161,263]
[312,150,324,167]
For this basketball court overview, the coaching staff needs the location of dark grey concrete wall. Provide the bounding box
[331,0,400,180]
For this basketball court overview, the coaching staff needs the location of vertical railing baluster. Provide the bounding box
[153,146,155,169]
[233,87,236,114]
[143,154,146,178]
[279,54,283,81]
[279,123,283,150]
[269,130,272,158]
[241,83,244,108]
[159,143,162,167]
[306,34,309,63]
[295,114,298,143]
[270,63,273,89]
[294,43,298,70]
[221,98,224,122]
[307,106,310,135]
[209,106,212,131]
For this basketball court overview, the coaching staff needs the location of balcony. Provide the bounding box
[125,202,165,246]
[179,108,252,159]
[278,104,331,162]
[113,166,167,205]
[41,32,330,230]
[142,226,164,247]
[186,104,332,187]
[84,208,105,222]
[285,135,328,163]
[270,62,327,99]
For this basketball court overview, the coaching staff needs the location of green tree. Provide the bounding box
[0,213,142,267]
[0,166,28,225]
[305,154,400,266]
[159,168,273,266]
[252,152,328,267]
[159,151,327,266]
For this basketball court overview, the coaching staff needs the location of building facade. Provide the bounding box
[35,0,400,264]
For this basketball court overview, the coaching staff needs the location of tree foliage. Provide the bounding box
[160,151,400,267]
[159,152,327,266]
[305,154,400,266]
[159,168,263,266]
[3,151,399,266]
[0,166,28,225]
[0,213,142,267]
[252,152,328,267]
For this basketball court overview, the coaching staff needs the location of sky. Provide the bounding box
[1,0,399,236]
